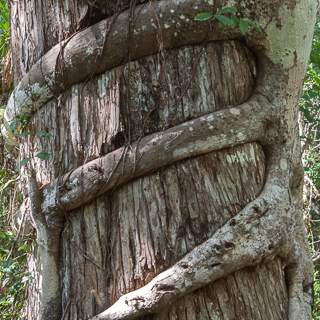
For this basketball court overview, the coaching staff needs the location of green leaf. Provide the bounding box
[35,131,53,138]
[195,13,213,21]
[3,259,13,269]
[305,102,313,109]
[300,106,316,123]
[309,90,318,99]
[301,94,310,100]
[18,255,27,265]
[35,152,51,160]
[214,14,235,26]
[240,19,249,36]
[219,21,225,32]
[231,15,240,27]
[216,7,237,15]
[18,243,31,254]
[9,120,18,133]
[16,158,32,171]
[19,132,31,139]
[246,20,266,37]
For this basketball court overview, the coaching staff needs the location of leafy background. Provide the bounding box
[300,6,320,319]
[0,1,319,319]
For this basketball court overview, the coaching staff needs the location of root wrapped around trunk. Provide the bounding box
[12,0,317,319]
[89,171,313,320]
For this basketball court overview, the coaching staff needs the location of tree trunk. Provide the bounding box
[7,1,316,320]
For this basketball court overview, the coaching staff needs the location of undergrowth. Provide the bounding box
[300,6,320,319]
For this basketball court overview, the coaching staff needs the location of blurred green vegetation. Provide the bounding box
[0,1,31,319]
[0,0,9,59]
[300,6,320,320]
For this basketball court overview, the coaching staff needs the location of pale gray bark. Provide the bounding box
[8,0,317,319]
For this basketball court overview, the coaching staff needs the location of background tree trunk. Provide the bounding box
[9,1,315,319]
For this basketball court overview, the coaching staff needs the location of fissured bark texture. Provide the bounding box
[24,40,287,319]
[10,0,315,319]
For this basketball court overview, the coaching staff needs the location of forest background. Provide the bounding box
[0,1,319,319]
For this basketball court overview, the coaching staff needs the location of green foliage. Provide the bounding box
[35,130,53,138]
[0,167,32,319]
[195,7,265,39]
[6,113,32,136]
[194,13,214,21]
[0,2,31,319]
[0,230,33,320]
[300,13,320,128]
[301,21,320,190]
[300,7,320,320]
[314,271,320,319]
[18,132,31,139]
[0,104,52,315]
[0,0,9,60]
[15,158,31,171]
[35,151,51,161]
[12,116,54,170]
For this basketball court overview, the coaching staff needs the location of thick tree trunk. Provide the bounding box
[7,1,316,320]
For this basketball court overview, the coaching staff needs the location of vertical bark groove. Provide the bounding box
[21,41,255,184]
[58,141,272,319]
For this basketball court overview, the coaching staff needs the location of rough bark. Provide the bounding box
[41,98,266,212]
[8,0,317,319]
[24,38,264,320]
[10,0,149,84]
[3,0,244,149]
